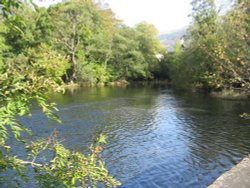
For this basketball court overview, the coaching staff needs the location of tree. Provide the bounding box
[48,0,98,81]
[110,22,165,81]
[169,0,223,90]
[48,0,121,83]
[83,6,119,70]
[3,3,51,54]
[0,1,120,187]
[134,22,166,80]
[168,0,250,91]
[110,25,146,80]
[28,43,71,80]
[214,0,250,90]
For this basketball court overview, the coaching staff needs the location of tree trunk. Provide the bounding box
[71,52,77,82]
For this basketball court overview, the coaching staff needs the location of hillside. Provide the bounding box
[159,28,187,51]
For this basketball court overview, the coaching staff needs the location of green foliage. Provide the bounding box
[168,0,250,91]
[135,22,167,79]
[110,23,165,81]
[0,53,62,143]
[27,131,121,188]
[28,43,70,80]
[110,25,145,80]
[1,0,167,84]
[0,0,121,187]
[47,0,112,81]
[0,21,10,72]
[3,3,36,53]
[0,0,169,185]
[0,52,63,187]
[45,0,166,83]
[0,40,120,188]
[76,62,113,85]
[0,0,21,16]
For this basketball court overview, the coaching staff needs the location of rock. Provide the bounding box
[210,89,249,100]
[113,80,129,87]
[208,155,250,188]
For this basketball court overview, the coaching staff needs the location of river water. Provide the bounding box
[21,85,250,188]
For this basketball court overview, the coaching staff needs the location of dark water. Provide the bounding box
[21,85,250,188]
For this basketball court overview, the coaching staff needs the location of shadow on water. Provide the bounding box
[18,85,250,188]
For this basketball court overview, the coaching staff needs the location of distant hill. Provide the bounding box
[159,28,187,51]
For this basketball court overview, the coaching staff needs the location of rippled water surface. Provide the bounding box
[22,85,250,188]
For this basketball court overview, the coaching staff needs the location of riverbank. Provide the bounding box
[208,155,250,188]
[62,81,250,102]
[211,89,250,100]
[63,80,169,89]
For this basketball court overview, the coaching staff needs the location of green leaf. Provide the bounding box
[97,134,107,144]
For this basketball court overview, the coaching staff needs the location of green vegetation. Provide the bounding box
[168,0,250,92]
[1,0,249,186]
[0,0,166,185]
[0,0,122,187]
[1,0,166,86]
[0,0,166,85]
[110,23,167,81]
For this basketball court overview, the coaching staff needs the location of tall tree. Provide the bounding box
[48,0,102,81]
[169,0,250,91]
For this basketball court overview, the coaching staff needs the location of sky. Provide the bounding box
[106,0,193,33]
[35,0,232,33]
[35,0,193,33]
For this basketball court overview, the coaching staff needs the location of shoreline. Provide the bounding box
[62,81,250,101]
[211,89,250,100]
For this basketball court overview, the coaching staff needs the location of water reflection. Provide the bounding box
[20,86,250,188]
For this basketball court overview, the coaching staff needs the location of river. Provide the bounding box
[20,85,250,188]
